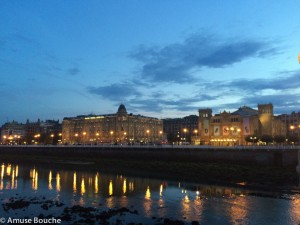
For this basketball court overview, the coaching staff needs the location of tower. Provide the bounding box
[258,104,273,135]
[198,108,212,144]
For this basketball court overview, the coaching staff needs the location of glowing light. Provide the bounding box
[48,171,53,190]
[56,173,61,192]
[145,186,151,199]
[1,164,4,179]
[73,172,77,193]
[15,165,18,177]
[109,180,113,196]
[95,173,99,194]
[81,178,86,195]
[123,179,127,194]
[160,184,163,196]
[6,164,11,176]
[11,169,15,189]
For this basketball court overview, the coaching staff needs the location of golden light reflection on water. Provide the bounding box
[16,165,18,177]
[0,164,4,190]
[11,169,15,189]
[95,173,99,194]
[129,181,134,192]
[229,195,248,224]
[48,171,53,190]
[109,180,113,196]
[159,184,163,196]
[123,179,127,194]
[289,197,300,224]
[6,164,11,176]
[145,186,151,199]
[144,186,152,217]
[56,172,61,192]
[73,172,77,193]
[30,168,38,190]
[81,178,86,195]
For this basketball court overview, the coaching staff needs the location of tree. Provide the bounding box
[273,135,285,144]
[260,134,273,144]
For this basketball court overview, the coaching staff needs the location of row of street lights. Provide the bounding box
[73,130,163,144]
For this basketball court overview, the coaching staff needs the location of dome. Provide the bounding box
[117,104,127,115]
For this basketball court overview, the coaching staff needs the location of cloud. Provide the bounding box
[68,67,80,76]
[130,33,277,83]
[218,70,300,92]
[88,83,141,101]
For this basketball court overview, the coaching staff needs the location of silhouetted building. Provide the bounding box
[163,115,198,144]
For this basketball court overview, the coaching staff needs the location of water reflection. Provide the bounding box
[73,172,77,193]
[0,162,299,225]
[56,172,61,192]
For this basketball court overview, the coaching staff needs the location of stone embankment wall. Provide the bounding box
[0,145,298,167]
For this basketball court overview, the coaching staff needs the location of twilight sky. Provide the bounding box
[1,0,300,124]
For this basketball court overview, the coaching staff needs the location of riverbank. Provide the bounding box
[1,151,299,193]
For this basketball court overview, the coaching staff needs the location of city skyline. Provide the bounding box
[1,1,300,125]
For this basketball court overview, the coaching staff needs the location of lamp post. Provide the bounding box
[250,136,257,145]
[183,128,187,143]
[194,129,198,145]
[110,131,114,144]
[96,132,100,145]
[290,125,295,136]
[82,132,87,145]
[58,133,62,144]
[146,129,150,144]
[50,134,54,145]
[74,133,78,145]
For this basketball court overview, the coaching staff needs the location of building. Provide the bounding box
[1,119,62,145]
[1,121,25,145]
[62,104,163,145]
[278,111,300,137]
[198,104,286,146]
[24,119,62,145]
[163,115,198,144]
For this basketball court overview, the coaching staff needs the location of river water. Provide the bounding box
[0,162,299,225]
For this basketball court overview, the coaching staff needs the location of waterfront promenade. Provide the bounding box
[0,144,299,167]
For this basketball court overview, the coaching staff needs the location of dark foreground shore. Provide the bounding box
[0,150,299,193]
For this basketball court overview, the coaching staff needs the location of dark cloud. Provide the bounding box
[68,67,80,76]
[88,83,141,101]
[130,33,277,83]
[217,70,300,92]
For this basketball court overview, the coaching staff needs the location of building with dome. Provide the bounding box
[62,104,163,145]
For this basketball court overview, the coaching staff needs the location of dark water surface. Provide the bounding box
[0,162,299,225]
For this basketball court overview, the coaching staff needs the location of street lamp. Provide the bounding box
[50,134,54,145]
[82,132,87,145]
[183,128,187,142]
[146,129,150,144]
[290,125,295,136]
[58,133,62,144]
[75,133,78,145]
[250,136,257,145]
[110,131,114,143]
[96,132,100,144]
[3,135,7,145]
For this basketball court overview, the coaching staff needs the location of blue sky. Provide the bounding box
[0,0,300,124]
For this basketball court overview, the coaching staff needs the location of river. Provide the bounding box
[0,162,299,224]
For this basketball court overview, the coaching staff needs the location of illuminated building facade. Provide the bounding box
[278,111,300,137]
[62,104,163,144]
[0,121,25,145]
[198,104,286,146]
